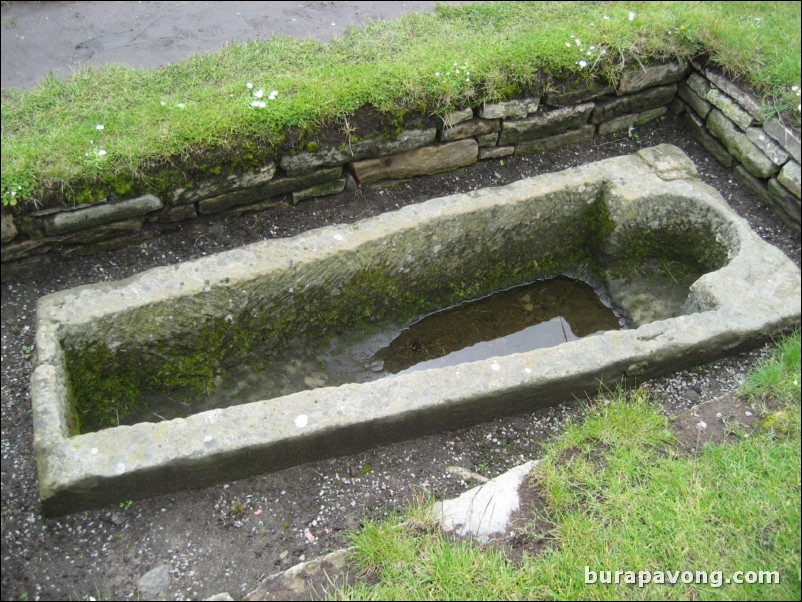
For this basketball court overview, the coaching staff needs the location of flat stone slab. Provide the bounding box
[32,145,801,516]
[434,461,539,542]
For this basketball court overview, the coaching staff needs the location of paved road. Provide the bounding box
[1,1,453,89]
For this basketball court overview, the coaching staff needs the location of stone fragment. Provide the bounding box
[544,82,614,106]
[591,84,676,124]
[684,110,734,168]
[442,108,473,127]
[636,144,699,181]
[42,194,163,236]
[198,168,341,214]
[172,163,276,206]
[705,89,755,130]
[479,146,515,160]
[479,97,540,119]
[745,127,789,166]
[280,129,437,175]
[500,103,594,144]
[617,62,686,95]
[707,110,778,178]
[515,125,595,155]
[137,564,170,600]
[705,70,764,121]
[344,172,358,192]
[476,132,499,147]
[668,97,685,116]
[292,178,347,203]
[440,118,500,142]
[1,213,17,244]
[677,83,712,119]
[767,178,802,233]
[778,161,801,199]
[351,139,478,184]
[597,107,667,135]
[763,118,801,163]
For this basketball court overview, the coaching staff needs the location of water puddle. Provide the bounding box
[130,277,622,425]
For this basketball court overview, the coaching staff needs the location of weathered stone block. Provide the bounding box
[1,213,17,244]
[684,110,734,168]
[199,168,342,214]
[767,178,802,232]
[42,194,163,236]
[442,108,473,127]
[745,127,789,166]
[544,82,614,106]
[763,118,802,163]
[478,146,515,160]
[292,178,347,203]
[705,70,764,121]
[476,132,499,147]
[733,165,773,207]
[591,84,676,124]
[172,163,276,206]
[778,161,801,199]
[351,139,478,184]
[617,62,686,95]
[636,144,699,181]
[686,72,711,99]
[515,125,595,155]
[440,118,500,142]
[597,107,667,135]
[500,103,593,144]
[57,218,144,245]
[1,239,52,263]
[707,110,778,178]
[280,129,437,175]
[479,97,540,119]
[677,83,712,119]
[668,97,685,116]
[706,89,755,130]
[163,205,198,223]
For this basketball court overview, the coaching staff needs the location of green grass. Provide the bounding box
[2,2,800,209]
[333,331,802,600]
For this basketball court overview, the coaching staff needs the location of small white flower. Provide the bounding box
[793,85,800,92]
[578,60,588,68]
[565,42,571,47]
[97,149,107,157]
[176,102,185,108]
[587,51,592,56]
[603,15,610,20]
[246,82,253,89]
[629,11,636,21]
[10,190,15,197]
[575,38,582,46]
[435,71,441,76]
[160,101,166,106]
[268,90,278,100]
[96,124,104,131]
[253,89,264,98]
[250,100,267,108]
[590,45,596,50]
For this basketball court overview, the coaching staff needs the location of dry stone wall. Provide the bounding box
[1,63,800,274]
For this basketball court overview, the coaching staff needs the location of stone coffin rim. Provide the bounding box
[31,145,802,515]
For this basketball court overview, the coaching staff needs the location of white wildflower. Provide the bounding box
[268,90,278,100]
[629,11,636,21]
[250,100,267,108]
[176,102,185,108]
[246,82,253,89]
[603,15,610,20]
[97,149,107,157]
[565,42,571,47]
[575,38,582,46]
[96,124,104,131]
[435,71,441,76]
[253,89,264,99]
[160,101,166,106]
[578,60,588,68]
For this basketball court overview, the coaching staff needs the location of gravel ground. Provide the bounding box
[2,116,800,601]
